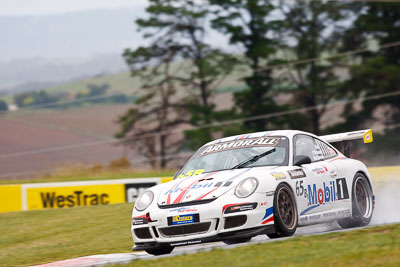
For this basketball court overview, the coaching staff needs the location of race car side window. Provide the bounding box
[293,135,316,163]
[313,138,338,160]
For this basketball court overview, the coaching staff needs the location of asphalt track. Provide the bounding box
[32,179,400,267]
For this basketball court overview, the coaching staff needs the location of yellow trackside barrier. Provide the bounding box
[0,185,22,212]
[26,184,126,210]
[0,168,397,214]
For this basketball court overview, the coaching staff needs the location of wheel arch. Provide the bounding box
[354,170,374,192]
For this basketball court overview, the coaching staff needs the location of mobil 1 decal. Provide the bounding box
[335,178,349,200]
[307,178,349,207]
[125,182,157,203]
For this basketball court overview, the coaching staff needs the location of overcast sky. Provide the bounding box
[0,0,148,16]
[0,1,152,60]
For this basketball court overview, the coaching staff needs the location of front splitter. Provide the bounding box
[133,225,275,251]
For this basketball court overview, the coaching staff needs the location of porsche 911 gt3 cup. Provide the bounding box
[131,129,375,255]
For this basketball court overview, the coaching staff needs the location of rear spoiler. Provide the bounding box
[320,129,373,157]
[320,129,373,144]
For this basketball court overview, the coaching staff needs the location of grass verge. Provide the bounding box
[0,201,399,267]
[118,224,400,267]
[0,203,133,266]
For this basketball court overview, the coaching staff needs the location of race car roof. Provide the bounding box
[203,130,305,147]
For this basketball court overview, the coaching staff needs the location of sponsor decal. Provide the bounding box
[165,181,233,195]
[309,214,321,220]
[300,178,349,215]
[261,207,274,224]
[223,202,257,214]
[271,172,286,180]
[40,191,109,208]
[132,216,148,225]
[171,240,202,246]
[168,207,198,213]
[363,129,373,143]
[200,137,280,156]
[338,209,351,217]
[26,185,125,210]
[125,182,157,203]
[168,214,200,225]
[260,201,268,206]
[288,169,306,179]
[311,165,328,175]
[322,211,337,218]
[177,169,205,179]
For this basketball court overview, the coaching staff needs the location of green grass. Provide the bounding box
[117,224,400,267]
[0,169,175,185]
[0,203,134,267]
[0,202,398,267]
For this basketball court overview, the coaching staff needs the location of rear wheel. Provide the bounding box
[338,173,373,229]
[223,237,251,245]
[144,247,174,256]
[266,183,298,239]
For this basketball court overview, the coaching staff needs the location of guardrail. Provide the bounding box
[0,177,173,213]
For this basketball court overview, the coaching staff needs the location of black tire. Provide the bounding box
[144,247,174,256]
[223,237,252,245]
[266,183,298,239]
[338,173,374,229]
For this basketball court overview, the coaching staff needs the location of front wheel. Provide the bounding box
[338,173,374,229]
[144,247,174,256]
[266,183,298,239]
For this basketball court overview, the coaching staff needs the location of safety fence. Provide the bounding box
[0,177,173,213]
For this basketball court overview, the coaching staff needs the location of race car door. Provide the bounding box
[292,134,339,219]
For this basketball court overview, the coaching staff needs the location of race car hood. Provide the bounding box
[157,167,276,206]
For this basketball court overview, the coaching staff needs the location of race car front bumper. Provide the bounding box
[131,192,276,250]
[132,224,275,250]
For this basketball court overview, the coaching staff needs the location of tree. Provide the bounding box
[341,2,400,128]
[0,100,8,111]
[337,2,400,161]
[276,0,354,134]
[14,90,57,108]
[117,0,236,167]
[211,0,285,132]
[116,45,187,168]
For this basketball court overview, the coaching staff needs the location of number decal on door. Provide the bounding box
[336,178,349,200]
[296,180,306,197]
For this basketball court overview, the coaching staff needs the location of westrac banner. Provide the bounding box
[0,177,173,213]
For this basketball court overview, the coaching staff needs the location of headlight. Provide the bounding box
[135,191,154,211]
[235,177,259,198]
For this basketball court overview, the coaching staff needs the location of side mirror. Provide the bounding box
[294,155,311,166]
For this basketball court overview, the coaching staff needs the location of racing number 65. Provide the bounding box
[296,180,304,196]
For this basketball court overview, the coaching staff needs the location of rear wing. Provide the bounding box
[320,129,373,144]
[320,129,373,157]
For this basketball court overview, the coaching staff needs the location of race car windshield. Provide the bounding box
[178,136,289,177]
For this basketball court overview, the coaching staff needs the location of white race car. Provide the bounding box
[131,130,375,255]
